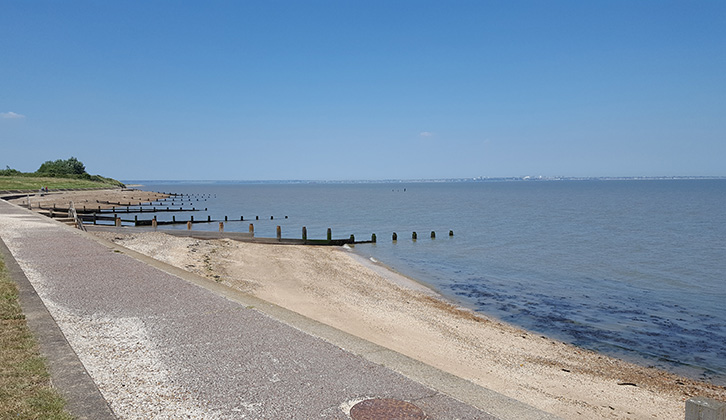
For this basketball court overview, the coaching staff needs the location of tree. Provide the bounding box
[36,157,87,176]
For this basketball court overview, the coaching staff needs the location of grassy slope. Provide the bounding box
[0,175,123,191]
[0,256,73,419]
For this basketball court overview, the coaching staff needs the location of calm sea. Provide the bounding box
[131,179,726,384]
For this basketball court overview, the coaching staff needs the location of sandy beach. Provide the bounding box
[9,189,726,419]
[87,230,724,420]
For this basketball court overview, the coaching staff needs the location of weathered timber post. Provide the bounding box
[371,233,377,243]
[207,215,211,222]
[271,216,274,220]
[225,215,228,221]
[190,215,194,222]
[93,213,97,225]
[431,231,436,239]
[115,217,121,227]
[449,230,454,236]
[392,232,397,241]
[256,216,259,220]
[172,215,176,222]
[327,228,332,241]
[152,216,157,228]
[276,226,281,240]
[187,221,192,230]
[350,234,355,242]
[134,215,138,223]
[249,223,254,235]
[241,216,244,221]
[302,226,307,241]
[219,222,224,232]
[686,397,726,420]
[412,231,418,240]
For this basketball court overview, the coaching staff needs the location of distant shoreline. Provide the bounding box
[122,176,726,185]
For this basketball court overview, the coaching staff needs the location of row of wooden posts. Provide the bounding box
[112,216,453,242]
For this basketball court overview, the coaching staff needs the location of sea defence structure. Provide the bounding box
[0,199,562,419]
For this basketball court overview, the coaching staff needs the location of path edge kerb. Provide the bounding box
[84,227,563,420]
[0,235,117,420]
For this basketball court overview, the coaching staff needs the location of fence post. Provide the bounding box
[277,226,281,240]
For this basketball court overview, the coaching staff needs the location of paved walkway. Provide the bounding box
[0,200,561,419]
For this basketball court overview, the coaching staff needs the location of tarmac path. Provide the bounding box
[0,199,560,419]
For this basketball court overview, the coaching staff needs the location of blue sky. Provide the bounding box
[2,1,724,181]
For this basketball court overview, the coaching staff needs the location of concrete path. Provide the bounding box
[0,200,561,420]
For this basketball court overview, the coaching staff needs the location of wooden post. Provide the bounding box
[191,215,194,222]
[207,215,211,222]
[173,215,176,222]
[412,231,418,240]
[302,226,307,241]
[249,223,254,235]
[431,231,436,239]
[371,233,377,243]
[152,216,157,228]
[187,221,192,230]
[241,216,244,221]
[392,232,397,241]
[93,213,97,225]
[219,222,224,232]
[271,216,274,220]
[225,215,228,221]
[256,216,259,220]
[327,228,332,241]
[350,234,355,242]
[449,230,454,236]
[134,215,138,222]
[115,217,121,227]
[276,226,281,240]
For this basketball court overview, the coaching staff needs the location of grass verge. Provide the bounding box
[0,255,73,419]
[0,175,123,191]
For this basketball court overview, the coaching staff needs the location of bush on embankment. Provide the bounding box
[0,157,125,190]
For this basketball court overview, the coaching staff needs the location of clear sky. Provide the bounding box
[2,1,724,181]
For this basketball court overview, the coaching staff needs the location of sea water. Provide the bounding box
[131,179,726,384]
